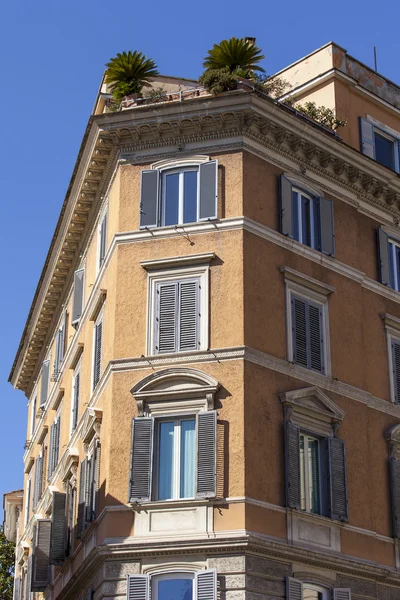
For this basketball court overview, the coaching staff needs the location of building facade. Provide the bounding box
[9,43,400,600]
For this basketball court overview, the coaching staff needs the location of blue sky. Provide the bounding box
[0,0,399,515]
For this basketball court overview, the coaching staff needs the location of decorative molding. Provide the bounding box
[280,266,336,296]
[60,448,79,483]
[280,386,344,436]
[141,252,215,270]
[68,343,84,370]
[89,289,107,322]
[81,407,103,447]
[382,313,400,335]
[151,155,210,170]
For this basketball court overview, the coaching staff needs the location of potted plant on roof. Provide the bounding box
[199,37,265,95]
[105,50,159,107]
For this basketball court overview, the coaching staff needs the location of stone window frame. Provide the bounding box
[382,313,400,403]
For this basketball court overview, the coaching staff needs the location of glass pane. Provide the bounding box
[300,435,306,511]
[158,421,174,500]
[164,173,179,226]
[183,171,198,223]
[292,191,300,241]
[303,587,324,600]
[180,419,196,498]
[375,132,395,170]
[157,578,193,600]
[301,195,311,247]
[308,438,320,514]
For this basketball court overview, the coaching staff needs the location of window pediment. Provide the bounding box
[82,408,103,446]
[280,386,344,436]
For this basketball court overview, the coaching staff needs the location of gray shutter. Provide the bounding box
[48,424,55,480]
[33,455,42,508]
[129,418,154,502]
[390,457,400,537]
[279,175,293,237]
[292,296,307,367]
[179,280,199,351]
[93,321,103,388]
[40,360,50,407]
[286,577,303,600]
[392,341,400,404]
[359,117,375,159]
[72,269,85,325]
[328,437,348,521]
[140,169,159,228]
[14,576,22,600]
[25,556,32,600]
[53,417,61,469]
[94,441,101,518]
[77,458,87,538]
[196,569,217,600]
[334,589,351,600]
[196,411,217,498]
[86,455,94,523]
[199,160,218,221]
[72,372,80,431]
[308,302,324,373]
[127,574,150,600]
[156,282,178,353]
[54,331,61,377]
[31,519,51,591]
[284,422,301,509]
[99,212,107,267]
[318,197,335,256]
[25,478,31,525]
[50,492,67,565]
[377,228,391,286]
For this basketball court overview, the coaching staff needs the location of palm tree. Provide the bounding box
[203,37,265,75]
[105,51,159,102]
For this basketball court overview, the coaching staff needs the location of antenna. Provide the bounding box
[374,46,378,72]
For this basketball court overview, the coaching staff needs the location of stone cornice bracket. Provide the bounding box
[82,408,103,449]
[131,367,220,417]
[304,142,317,161]
[317,149,331,169]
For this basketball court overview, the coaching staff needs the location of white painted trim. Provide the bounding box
[152,156,210,170]
[281,266,336,296]
[141,252,215,270]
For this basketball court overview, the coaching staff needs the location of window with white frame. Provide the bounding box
[286,578,350,600]
[139,158,218,229]
[300,433,321,514]
[92,310,103,391]
[382,315,400,404]
[377,228,400,291]
[77,438,101,537]
[71,360,81,434]
[127,570,217,600]
[360,117,399,172]
[97,208,108,271]
[146,262,209,356]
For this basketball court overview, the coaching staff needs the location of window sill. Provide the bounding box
[129,498,213,511]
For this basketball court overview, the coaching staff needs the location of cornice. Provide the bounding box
[11,90,400,394]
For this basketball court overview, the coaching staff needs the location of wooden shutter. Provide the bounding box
[77,458,87,538]
[359,117,375,159]
[179,280,199,351]
[140,169,159,228]
[328,437,348,521]
[50,492,67,565]
[334,589,351,600]
[390,457,400,537]
[72,371,80,431]
[40,360,50,407]
[196,569,217,600]
[392,341,400,404]
[286,577,303,600]
[25,555,32,599]
[99,212,107,267]
[127,574,150,600]
[284,422,301,509]
[129,418,154,502]
[279,175,293,237]
[72,269,85,325]
[196,411,217,498]
[156,282,178,353]
[318,197,335,256]
[93,321,103,388]
[292,296,324,373]
[31,519,51,591]
[199,160,218,221]
[377,228,391,286]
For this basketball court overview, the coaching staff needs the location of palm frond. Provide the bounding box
[203,37,265,73]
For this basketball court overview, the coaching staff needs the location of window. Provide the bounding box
[48,412,61,480]
[282,387,348,522]
[291,294,325,373]
[139,159,218,229]
[77,439,101,537]
[303,584,328,600]
[71,361,81,434]
[127,570,217,600]
[286,578,350,600]
[279,175,335,256]
[92,312,103,391]
[377,227,400,291]
[129,411,216,504]
[40,358,50,408]
[146,261,210,356]
[30,394,37,438]
[53,312,67,380]
[98,209,107,271]
[360,117,399,171]
[24,474,32,527]
[72,268,85,328]
[155,417,196,500]
[33,445,45,509]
